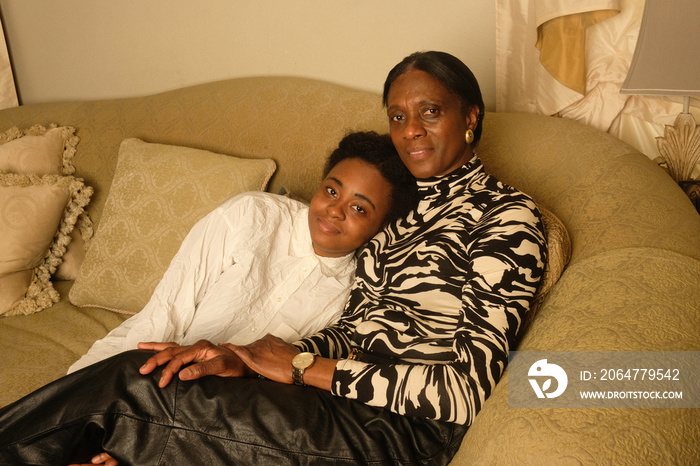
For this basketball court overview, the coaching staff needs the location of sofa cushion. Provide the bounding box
[0,123,93,281]
[0,172,93,316]
[0,280,129,408]
[456,248,700,464]
[69,138,277,315]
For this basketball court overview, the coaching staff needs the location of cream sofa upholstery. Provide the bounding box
[1,77,698,464]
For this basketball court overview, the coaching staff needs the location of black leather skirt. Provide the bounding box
[0,350,466,465]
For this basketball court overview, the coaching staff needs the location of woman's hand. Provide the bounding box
[223,334,300,383]
[137,339,253,387]
[225,334,336,391]
[67,452,118,466]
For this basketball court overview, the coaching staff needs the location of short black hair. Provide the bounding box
[324,131,418,224]
[382,51,485,146]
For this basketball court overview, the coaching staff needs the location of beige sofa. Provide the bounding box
[1,77,698,464]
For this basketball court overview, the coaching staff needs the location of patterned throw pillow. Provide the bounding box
[0,124,78,175]
[0,124,93,281]
[0,173,93,316]
[69,138,277,314]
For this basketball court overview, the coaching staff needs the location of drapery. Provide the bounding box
[496,0,622,117]
[495,0,699,172]
[0,18,17,109]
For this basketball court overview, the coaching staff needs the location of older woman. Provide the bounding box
[0,52,546,466]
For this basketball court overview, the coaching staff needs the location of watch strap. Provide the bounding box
[292,367,305,386]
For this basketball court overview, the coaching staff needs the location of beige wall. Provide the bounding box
[0,0,496,109]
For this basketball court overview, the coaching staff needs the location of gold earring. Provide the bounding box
[465,129,474,144]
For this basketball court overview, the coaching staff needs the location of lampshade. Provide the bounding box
[620,0,700,97]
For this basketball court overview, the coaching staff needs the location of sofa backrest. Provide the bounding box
[0,77,389,230]
[1,76,697,264]
[478,112,700,264]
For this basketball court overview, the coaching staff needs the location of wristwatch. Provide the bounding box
[292,352,316,386]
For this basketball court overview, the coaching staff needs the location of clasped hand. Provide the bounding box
[137,334,301,387]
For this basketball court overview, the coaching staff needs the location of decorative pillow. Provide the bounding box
[69,138,277,314]
[0,172,93,316]
[0,123,93,281]
[522,204,572,332]
[0,124,78,176]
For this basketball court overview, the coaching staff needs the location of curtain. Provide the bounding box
[495,0,699,173]
[495,0,621,117]
[0,17,17,109]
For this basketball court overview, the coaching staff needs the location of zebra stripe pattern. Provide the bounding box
[296,157,547,425]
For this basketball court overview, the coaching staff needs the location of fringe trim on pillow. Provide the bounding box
[75,211,95,250]
[0,125,22,143]
[43,177,95,275]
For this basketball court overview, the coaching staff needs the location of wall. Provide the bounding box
[5,2,696,190]
[0,0,496,109]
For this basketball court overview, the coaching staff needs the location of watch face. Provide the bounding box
[292,352,315,369]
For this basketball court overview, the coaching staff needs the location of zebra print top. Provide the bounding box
[296,156,547,425]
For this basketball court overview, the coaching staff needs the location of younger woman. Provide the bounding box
[67,130,417,372]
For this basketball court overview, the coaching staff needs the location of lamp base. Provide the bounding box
[655,112,700,212]
[655,112,700,183]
